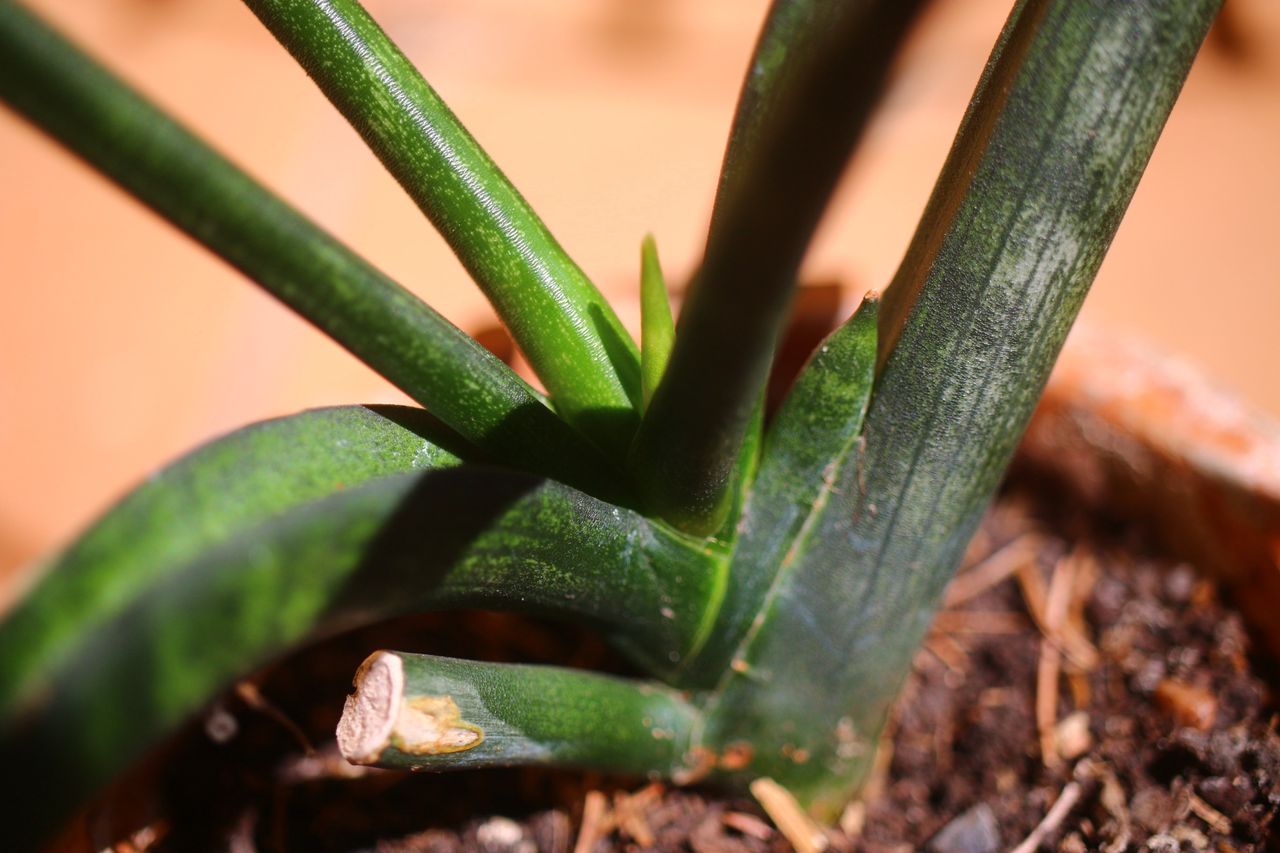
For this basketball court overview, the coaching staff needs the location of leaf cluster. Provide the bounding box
[0,0,1220,848]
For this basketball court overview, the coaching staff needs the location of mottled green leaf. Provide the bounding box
[700,0,1220,816]
[680,296,878,686]
[0,459,714,848]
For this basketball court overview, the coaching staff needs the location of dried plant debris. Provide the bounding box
[83,497,1278,851]
[861,495,1280,852]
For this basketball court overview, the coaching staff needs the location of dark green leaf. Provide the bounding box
[679,296,878,686]
[631,0,922,534]
[0,458,715,849]
[700,0,1220,816]
[0,405,462,725]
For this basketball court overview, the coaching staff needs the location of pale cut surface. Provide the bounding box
[336,650,402,764]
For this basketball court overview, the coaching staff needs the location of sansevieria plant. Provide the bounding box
[0,0,1221,848]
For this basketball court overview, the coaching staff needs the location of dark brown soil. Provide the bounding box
[82,492,1279,852]
[857,494,1280,852]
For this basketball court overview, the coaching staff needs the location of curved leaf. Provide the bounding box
[0,463,714,850]
[639,235,675,410]
[0,404,463,724]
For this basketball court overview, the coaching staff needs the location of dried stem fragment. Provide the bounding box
[574,790,613,853]
[944,533,1043,606]
[1036,633,1063,768]
[1009,781,1083,853]
[336,651,482,764]
[750,778,828,853]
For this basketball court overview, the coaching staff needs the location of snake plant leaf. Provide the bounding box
[678,296,878,687]
[0,463,716,850]
[712,0,925,225]
[0,3,622,499]
[0,405,463,726]
[640,234,676,409]
[699,0,1221,817]
[243,0,642,458]
[631,0,922,535]
[338,651,701,778]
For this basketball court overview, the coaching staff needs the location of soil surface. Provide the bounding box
[81,491,1279,852]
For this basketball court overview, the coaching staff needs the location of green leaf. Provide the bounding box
[0,405,462,725]
[244,0,642,458]
[338,651,701,778]
[0,459,715,849]
[0,3,620,498]
[713,0,924,222]
[630,0,922,534]
[680,396,766,674]
[678,296,878,686]
[700,0,1221,816]
[640,235,675,409]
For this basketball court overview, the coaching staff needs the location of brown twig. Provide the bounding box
[1068,670,1092,707]
[932,610,1031,634]
[723,811,775,841]
[574,790,612,853]
[613,784,661,846]
[923,632,970,674]
[1067,548,1097,639]
[1035,554,1079,768]
[1043,551,1075,630]
[1018,552,1099,671]
[838,800,866,839]
[1036,631,1063,767]
[235,681,315,755]
[944,533,1043,607]
[750,778,828,853]
[1008,781,1083,853]
[1187,791,1232,834]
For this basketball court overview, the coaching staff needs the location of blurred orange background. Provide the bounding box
[2,0,1277,591]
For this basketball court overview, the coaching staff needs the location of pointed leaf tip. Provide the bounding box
[640,234,676,409]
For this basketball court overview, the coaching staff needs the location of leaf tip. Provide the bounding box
[640,233,676,409]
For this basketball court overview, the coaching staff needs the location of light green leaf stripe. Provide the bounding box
[244,0,643,457]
